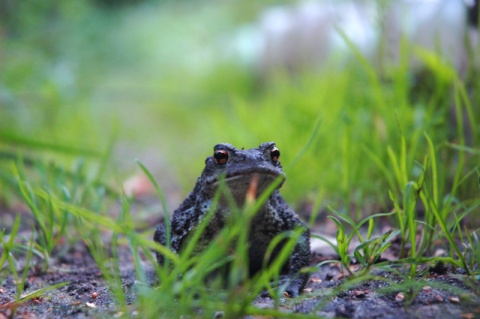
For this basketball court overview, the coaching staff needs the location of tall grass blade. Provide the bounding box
[136,159,171,249]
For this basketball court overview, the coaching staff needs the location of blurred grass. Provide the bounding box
[1,0,479,216]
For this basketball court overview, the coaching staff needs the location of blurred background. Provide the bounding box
[1,0,479,219]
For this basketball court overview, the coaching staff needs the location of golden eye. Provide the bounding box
[214,149,229,165]
[270,146,280,162]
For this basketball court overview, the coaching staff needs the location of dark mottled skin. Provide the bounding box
[154,142,311,296]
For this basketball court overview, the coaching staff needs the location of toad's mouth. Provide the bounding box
[206,169,285,201]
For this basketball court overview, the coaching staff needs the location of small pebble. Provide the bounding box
[449,296,460,303]
[433,249,446,257]
[395,292,405,302]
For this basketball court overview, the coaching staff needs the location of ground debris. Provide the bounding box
[0,240,478,319]
[291,262,480,319]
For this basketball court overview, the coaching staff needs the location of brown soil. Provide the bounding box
[1,209,479,319]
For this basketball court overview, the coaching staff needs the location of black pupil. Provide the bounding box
[214,150,228,164]
[271,148,280,161]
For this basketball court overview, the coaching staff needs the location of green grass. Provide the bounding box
[1,0,480,317]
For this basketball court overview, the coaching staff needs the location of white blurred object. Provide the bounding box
[384,0,467,69]
[260,1,378,72]
[234,0,471,74]
[310,234,338,255]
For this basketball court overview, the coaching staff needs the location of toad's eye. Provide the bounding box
[270,146,280,162]
[214,149,229,165]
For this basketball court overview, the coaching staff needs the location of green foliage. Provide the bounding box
[0,215,23,278]
[1,0,480,317]
[1,0,479,210]
[314,211,399,275]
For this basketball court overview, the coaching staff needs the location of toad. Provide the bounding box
[154,142,311,297]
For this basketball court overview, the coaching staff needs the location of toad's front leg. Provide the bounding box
[282,228,311,297]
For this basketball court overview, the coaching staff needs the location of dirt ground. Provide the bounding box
[1,209,479,319]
